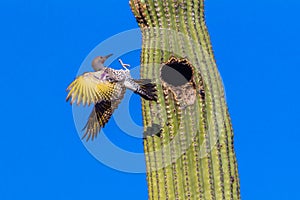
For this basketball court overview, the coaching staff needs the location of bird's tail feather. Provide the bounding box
[134,79,157,101]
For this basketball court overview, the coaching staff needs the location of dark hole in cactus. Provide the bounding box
[161,58,193,87]
[143,124,162,138]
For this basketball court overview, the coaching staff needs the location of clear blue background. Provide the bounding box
[0,0,299,199]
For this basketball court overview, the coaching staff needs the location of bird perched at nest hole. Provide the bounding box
[66,54,157,141]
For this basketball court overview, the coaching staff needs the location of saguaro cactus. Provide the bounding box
[129,0,240,199]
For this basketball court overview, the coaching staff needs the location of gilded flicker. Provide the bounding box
[66,54,157,141]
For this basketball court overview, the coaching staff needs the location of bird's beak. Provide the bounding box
[104,53,113,60]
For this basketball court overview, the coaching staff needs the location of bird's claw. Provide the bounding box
[118,59,130,71]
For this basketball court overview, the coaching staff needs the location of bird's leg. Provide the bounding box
[118,59,130,71]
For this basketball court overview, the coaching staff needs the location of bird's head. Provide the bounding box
[92,54,113,71]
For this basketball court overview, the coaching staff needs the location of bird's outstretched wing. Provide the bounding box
[82,84,126,141]
[81,100,112,141]
[66,71,121,106]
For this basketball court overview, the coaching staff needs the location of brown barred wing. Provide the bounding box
[81,84,126,141]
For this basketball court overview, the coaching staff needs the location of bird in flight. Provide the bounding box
[66,54,157,141]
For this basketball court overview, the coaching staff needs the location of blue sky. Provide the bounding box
[0,0,299,199]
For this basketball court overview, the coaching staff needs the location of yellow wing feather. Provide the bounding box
[66,72,117,106]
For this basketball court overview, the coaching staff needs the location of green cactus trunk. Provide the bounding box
[130,0,240,199]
